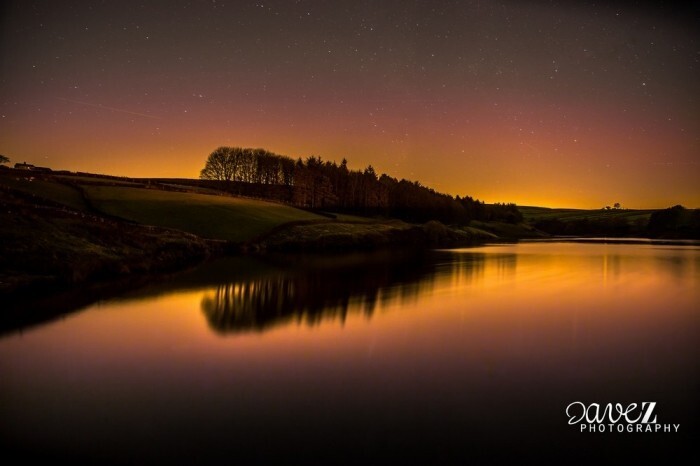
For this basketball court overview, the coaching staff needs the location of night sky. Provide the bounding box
[1,1,698,208]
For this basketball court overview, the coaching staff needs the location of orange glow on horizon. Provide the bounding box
[1,2,697,210]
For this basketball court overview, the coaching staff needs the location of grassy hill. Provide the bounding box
[82,185,326,242]
[518,205,657,237]
[0,169,502,251]
[0,171,331,243]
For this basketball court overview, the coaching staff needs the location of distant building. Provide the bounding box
[15,162,35,170]
[13,162,52,172]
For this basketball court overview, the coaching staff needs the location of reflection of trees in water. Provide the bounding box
[202,274,368,333]
[200,251,510,335]
[200,253,436,334]
[446,252,515,284]
[653,252,698,284]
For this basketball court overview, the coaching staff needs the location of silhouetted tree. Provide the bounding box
[200,146,237,181]
[0,154,9,165]
[647,205,700,238]
[279,157,295,186]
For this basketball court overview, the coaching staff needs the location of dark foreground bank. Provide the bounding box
[0,187,220,313]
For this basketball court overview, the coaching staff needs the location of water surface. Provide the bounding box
[1,242,698,463]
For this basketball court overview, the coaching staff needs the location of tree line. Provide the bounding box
[647,205,700,238]
[200,146,522,225]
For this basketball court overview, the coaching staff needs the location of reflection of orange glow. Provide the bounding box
[2,242,697,374]
[1,242,698,465]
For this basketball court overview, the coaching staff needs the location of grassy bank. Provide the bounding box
[517,206,661,237]
[258,219,499,252]
[469,220,544,239]
[0,187,216,296]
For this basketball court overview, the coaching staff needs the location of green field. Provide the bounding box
[154,183,226,195]
[52,175,145,186]
[518,206,655,223]
[0,175,90,212]
[82,186,325,241]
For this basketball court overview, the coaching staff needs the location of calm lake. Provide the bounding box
[1,241,698,464]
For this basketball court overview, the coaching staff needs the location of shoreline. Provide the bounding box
[2,173,696,333]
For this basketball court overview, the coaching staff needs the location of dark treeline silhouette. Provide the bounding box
[199,146,522,224]
[647,205,700,239]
